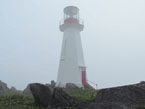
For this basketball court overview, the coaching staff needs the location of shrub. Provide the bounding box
[69,88,97,103]
[0,90,44,108]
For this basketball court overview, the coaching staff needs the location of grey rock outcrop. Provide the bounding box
[87,103,132,109]
[66,83,79,89]
[10,86,23,93]
[23,81,56,94]
[45,80,56,94]
[95,84,145,109]
[0,80,8,93]
[135,81,145,89]
[30,83,77,108]
[45,80,55,88]
[96,85,145,105]
[28,81,145,109]
[30,83,53,107]
[51,87,77,108]
[23,84,31,94]
[63,83,80,94]
[51,80,55,88]
[10,86,17,92]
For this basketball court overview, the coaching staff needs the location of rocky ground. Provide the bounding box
[1,80,145,109]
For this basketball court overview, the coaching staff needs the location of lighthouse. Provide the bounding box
[56,6,93,88]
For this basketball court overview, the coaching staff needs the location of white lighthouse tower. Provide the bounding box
[56,6,93,88]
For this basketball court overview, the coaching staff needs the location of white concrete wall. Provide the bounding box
[56,25,85,87]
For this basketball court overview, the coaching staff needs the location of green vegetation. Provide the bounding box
[0,90,46,109]
[0,88,97,109]
[69,88,97,103]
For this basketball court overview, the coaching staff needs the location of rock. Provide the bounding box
[73,101,88,109]
[29,82,145,108]
[10,86,23,93]
[10,86,17,92]
[96,85,145,108]
[51,80,55,88]
[51,87,77,108]
[45,83,51,87]
[135,81,145,89]
[64,83,80,94]
[29,83,78,108]
[23,84,31,94]
[0,80,8,93]
[87,103,132,109]
[24,81,55,95]
[66,83,79,89]
[86,103,101,109]
[45,83,54,94]
[46,80,55,88]
[45,80,56,94]
[30,83,53,107]
[73,102,131,109]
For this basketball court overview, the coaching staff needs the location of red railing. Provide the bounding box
[82,71,94,89]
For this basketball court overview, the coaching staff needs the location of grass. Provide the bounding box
[0,88,97,109]
[0,90,47,109]
[69,88,97,103]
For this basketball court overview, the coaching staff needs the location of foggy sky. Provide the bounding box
[0,0,145,90]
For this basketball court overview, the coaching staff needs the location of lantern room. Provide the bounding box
[63,6,79,24]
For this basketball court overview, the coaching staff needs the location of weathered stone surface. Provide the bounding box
[73,101,88,109]
[96,85,145,107]
[10,86,17,92]
[30,83,52,107]
[45,80,55,89]
[10,86,23,93]
[0,80,8,93]
[23,84,31,94]
[28,82,145,108]
[29,83,78,108]
[66,83,79,89]
[72,102,131,109]
[51,80,55,88]
[51,87,77,108]
[87,103,133,109]
[45,80,56,95]
[135,81,145,89]
[63,83,81,94]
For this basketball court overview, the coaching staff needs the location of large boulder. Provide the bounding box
[24,81,55,94]
[29,83,78,108]
[96,85,145,108]
[29,83,53,107]
[51,87,77,108]
[0,80,8,93]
